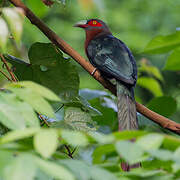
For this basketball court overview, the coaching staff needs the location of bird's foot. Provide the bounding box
[91,68,97,76]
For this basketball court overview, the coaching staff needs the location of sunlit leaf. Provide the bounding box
[148,149,174,161]
[137,77,163,97]
[116,141,144,164]
[164,48,180,71]
[88,132,114,144]
[0,18,9,52]
[17,81,61,102]
[2,8,24,44]
[136,134,164,150]
[0,94,26,130]
[143,31,180,54]
[3,154,36,180]
[60,159,117,180]
[34,129,58,158]
[0,128,39,144]
[34,156,75,180]
[139,59,164,81]
[61,130,88,146]
[6,87,55,118]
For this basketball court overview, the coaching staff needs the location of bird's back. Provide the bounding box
[86,34,137,86]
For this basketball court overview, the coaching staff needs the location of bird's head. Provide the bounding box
[74,19,111,35]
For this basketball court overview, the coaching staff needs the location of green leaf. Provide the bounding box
[16,81,60,102]
[93,144,115,164]
[0,94,26,130]
[34,129,59,158]
[61,130,88,146]
[163,135,180,151]
[139,60,164,81]
[6,87,55,118]
[147,96,177,117]
[115,141,144,164]
[5,43,79,101]
[148,149,174,161]
[34,156,75,180]
[64,107,96,131]
[90,98,117,130]
[143,31,180,54]
[118,168,165,178]
[28,43,79,101]
[136,134,164,150]
[0,17,9,52]
[0,91,40,128]
[15,101,40,128]
[0,128,39,144]
[2,8,24,44]
[3,154,36,180]
[164,48,180,71]
[137,77,163,97]
[60,160,117,180]
[174,147,180,159]
[0,150,15,174]
[90,166,117,180]
[60,159,91,180]
[4,54,33,80]
[113,130,147,141]
[88,132,114,144]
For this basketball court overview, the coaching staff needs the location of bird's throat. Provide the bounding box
[85,29,111,55]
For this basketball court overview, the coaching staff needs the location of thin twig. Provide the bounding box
[64,145,74,159]
[38,114,50,127]
[0,69,13,81]
[0,54,17,82]
[8,0,180,135]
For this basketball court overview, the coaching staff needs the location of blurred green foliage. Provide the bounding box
[0,0,180,179]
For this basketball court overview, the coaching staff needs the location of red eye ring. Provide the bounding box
[88,20,102,27]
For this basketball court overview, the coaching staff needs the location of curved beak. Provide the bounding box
[74,20,88,28]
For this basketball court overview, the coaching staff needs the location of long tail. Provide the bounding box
[116,81,138,131]
[117,81,140,171]
[116,81,141,171]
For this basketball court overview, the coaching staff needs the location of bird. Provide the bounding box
[74,19,138,131]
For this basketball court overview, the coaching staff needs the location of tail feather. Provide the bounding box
[116,81,138,131]
[117,81,140,171]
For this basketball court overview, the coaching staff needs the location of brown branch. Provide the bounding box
[0,69,13,82]
[0,54,17,82]
[8,0,180,135]
[38,114,50,127]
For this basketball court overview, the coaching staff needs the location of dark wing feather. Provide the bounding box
[87,35,137,86]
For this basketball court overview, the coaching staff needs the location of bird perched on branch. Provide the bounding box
[74,19,138,131]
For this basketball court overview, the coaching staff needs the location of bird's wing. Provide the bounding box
[87,35,137,85]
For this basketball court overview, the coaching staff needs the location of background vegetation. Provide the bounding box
[0,0,180,179]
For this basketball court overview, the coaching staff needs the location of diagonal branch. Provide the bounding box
[8,0,180,135]
[0,54,17,82]
[0,69,12,82]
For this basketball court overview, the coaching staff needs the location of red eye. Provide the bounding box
[88,20,102,27]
